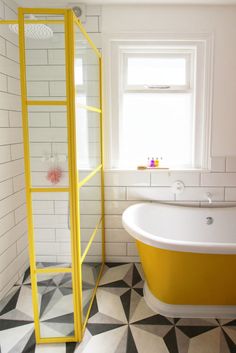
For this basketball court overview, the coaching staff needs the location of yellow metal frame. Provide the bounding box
[0,7,105,344]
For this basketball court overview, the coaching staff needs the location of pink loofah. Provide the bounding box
[47,167,62,184]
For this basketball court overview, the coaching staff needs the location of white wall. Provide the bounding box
[101,5,236,261]
[0,0,28,300]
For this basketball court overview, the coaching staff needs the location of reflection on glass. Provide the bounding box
[74,25,100,108]
[28,105,69,187]
[24,14,66,101]
[32,192,72,268]
[82,229,103,321]
[79,169,102,257]
[37,272,74,338]
[76,108,101,177]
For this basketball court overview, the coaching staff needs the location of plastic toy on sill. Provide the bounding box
[137,157,168,170]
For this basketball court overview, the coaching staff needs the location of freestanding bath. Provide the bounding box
[122,202,236,318]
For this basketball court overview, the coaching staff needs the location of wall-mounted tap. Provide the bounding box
[206,192,212,204]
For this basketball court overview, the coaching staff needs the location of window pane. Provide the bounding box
[120,93,193,168]
[127,57,187,86]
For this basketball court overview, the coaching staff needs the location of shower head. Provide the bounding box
[9,15,53,40]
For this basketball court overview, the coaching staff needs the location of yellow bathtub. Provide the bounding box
[123,202,236,317]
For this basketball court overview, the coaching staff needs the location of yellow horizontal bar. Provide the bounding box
[27,100,67,106]
[73,15,101,59]
[21,8,67,15]
[77,103,101,113]
[78,164,102,188]
[36,267,71,274]
[0,20,64,24]
[30,187,69,193]
[82,262,104,333]
[81,217,102,264]
[38,336,76,344]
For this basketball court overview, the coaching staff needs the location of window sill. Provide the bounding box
[104,168,209,173]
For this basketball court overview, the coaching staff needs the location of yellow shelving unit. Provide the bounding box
[0,7,105,344]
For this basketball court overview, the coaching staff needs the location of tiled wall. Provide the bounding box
[0,0,28,300]
[103,163,236,262]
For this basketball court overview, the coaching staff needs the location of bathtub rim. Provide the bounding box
[122,202,236,254]
[143,282,236,319]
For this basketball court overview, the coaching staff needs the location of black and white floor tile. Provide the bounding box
[0,263,235,353]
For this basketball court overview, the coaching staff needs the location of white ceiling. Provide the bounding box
[13,0,236,6]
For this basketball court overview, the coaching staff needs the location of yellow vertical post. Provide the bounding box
[99,57,106,264]
[18,8,41,342]
[64,10,83,341]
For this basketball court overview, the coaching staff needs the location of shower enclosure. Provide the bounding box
[0,8,104,344]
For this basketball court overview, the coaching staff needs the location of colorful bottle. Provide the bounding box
[154,158,159,167]
[150,158,155,167]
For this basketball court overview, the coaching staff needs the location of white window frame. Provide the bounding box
[103,33,213,170]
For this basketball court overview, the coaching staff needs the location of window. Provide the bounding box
[105,37,212,169]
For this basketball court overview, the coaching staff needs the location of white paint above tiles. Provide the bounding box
[13,0,236,6]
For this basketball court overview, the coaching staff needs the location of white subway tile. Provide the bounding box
[55,229,70,242]
[0,219,27,255]
[0,179,13,200]
[49,81,66,97]
[225,188,236,201]
[105,243,126,256]
[0,127,22,145]
[7,76,20,95]
[0,91,21,111]
[0,212,15,237]
[0,110,9,127]
[29,127,67,142]
[127,187,174,201]
[14,203,26,223]
[26,33,65,49]
[176,187,224,201]
[0,37,5,56]
[0,189,25,219]
[35,242,57,256]
[13,174,25,192]
[105,256,139,263]
[48,49,65,65]
[31,171,69,187]
[4,5,17,20]
[104,187,126,200]
[0,159,24,183]
[84,16,99,32]
[33,192,68,201]
[26,50,48,65]
[33,200,54,215]
[34,214,68,229]
[27,81,49,97]
[86,5,101,16]
[0,55,19,78]
[35,255,56,263]
[26,65,65,81]
[105,215,123,229]
[80,187,101,201]
[0,145,11,163]
[105,171,150,187]
[0,273,18,301]
[17,233,28,254]
[50,112,67,127]
[54,200,69,214]
[30,142,51,157]
[0,258,18,292]
[105,229,134,243]
[105,201,137,215]
[201,173,236,186]
[56,242,71,256]
[226,157,236,172]
[0,73,7,91]
[11,143,24,160]
[9,111,22,128]
[88,33,102,48]
[127,243,138,256]
[210,157,226,172]
[80,200,101,214]
[151,171,200,186]
[0,1,4,19]
[6,41,19,63]
[35,229,55,242]
[80,215,101,229]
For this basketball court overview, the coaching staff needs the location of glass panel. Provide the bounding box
[82,229,103,322]
[79,169,102,257]
[24,14,66,101]
[32,192,72,268]
[28,105,69,187]
[76,108,101,180]
[74,24,100,108]
[37,272,74,338]
[121,93,193,168]
[127,56,187,86]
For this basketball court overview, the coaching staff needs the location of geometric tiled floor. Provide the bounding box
[0,263,235,353]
